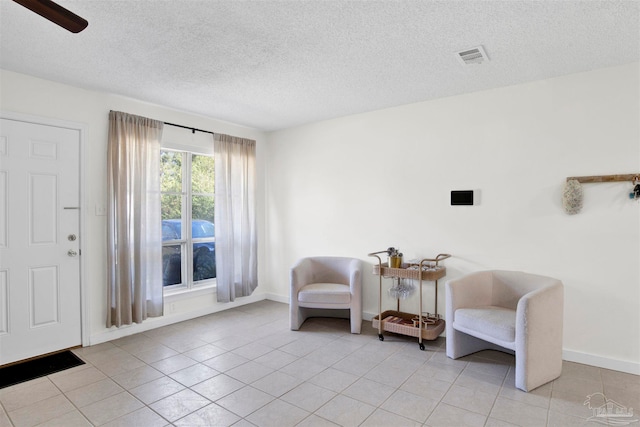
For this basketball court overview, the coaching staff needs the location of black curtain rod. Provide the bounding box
[163,121,215,136]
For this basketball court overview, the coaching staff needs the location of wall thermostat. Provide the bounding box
[451,190,474,206]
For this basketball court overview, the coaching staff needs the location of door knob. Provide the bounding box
[68,250,78,257]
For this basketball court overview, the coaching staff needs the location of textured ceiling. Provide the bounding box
[1,1,639,131]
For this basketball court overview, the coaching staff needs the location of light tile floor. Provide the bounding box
[1,300,638,426]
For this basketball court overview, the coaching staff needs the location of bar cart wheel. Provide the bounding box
[419,343,425,351]
[378,334,384,341]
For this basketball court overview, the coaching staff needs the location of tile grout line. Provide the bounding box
[4,302,638,427]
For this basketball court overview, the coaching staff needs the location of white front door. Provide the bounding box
[0,118,81,365]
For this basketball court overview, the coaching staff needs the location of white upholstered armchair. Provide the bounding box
[290,257,363,334]
[445,270,564,392]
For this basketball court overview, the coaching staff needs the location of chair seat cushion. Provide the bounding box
[454,305,516,343]
[298,283,351,304]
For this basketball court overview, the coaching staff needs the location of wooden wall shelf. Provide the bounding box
[566,174,639,183]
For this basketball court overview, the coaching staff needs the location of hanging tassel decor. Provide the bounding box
[562,179,583,215]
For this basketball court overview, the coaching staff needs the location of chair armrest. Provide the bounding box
[348,259,363,294]
[290,258,313,295]
[515,280,563,389]
[516,281,563,342]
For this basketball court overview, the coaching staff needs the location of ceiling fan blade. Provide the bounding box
[12,0,88,33]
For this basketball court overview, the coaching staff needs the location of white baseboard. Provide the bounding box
[562,349,640,375]
[89,293,268,346]
[363,311,376,321]
[265,292,289,304]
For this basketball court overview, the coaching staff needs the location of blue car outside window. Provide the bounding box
[161,219,215,240]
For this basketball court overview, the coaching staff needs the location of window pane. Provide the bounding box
[161,150,182,193]
[161,194,182,235]
[191,154,214,194]
[162,221,180,241]
[162,245,182,286]
[191,219,215,239]
[193,243,216,281]
[192,195,214,225]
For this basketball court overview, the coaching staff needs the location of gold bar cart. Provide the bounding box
[368,251,451,351]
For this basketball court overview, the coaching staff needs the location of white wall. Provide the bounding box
[0,69,268,344]
[265,62,640,373]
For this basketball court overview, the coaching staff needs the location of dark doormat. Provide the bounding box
[0,350,85,389]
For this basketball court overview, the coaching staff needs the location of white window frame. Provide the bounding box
[161,131,216,295]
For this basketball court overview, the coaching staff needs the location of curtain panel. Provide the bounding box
[214,134,258,302]
[107,111,164,327]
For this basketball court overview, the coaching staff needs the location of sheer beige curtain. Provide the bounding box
[214,134,258,302]
[107,111,164,327]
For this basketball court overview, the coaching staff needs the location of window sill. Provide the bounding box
[164,282,217,303]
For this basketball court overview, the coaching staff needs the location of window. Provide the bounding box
[161,149,215,290]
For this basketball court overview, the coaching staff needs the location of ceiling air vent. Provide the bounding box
[456,45,489,65]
